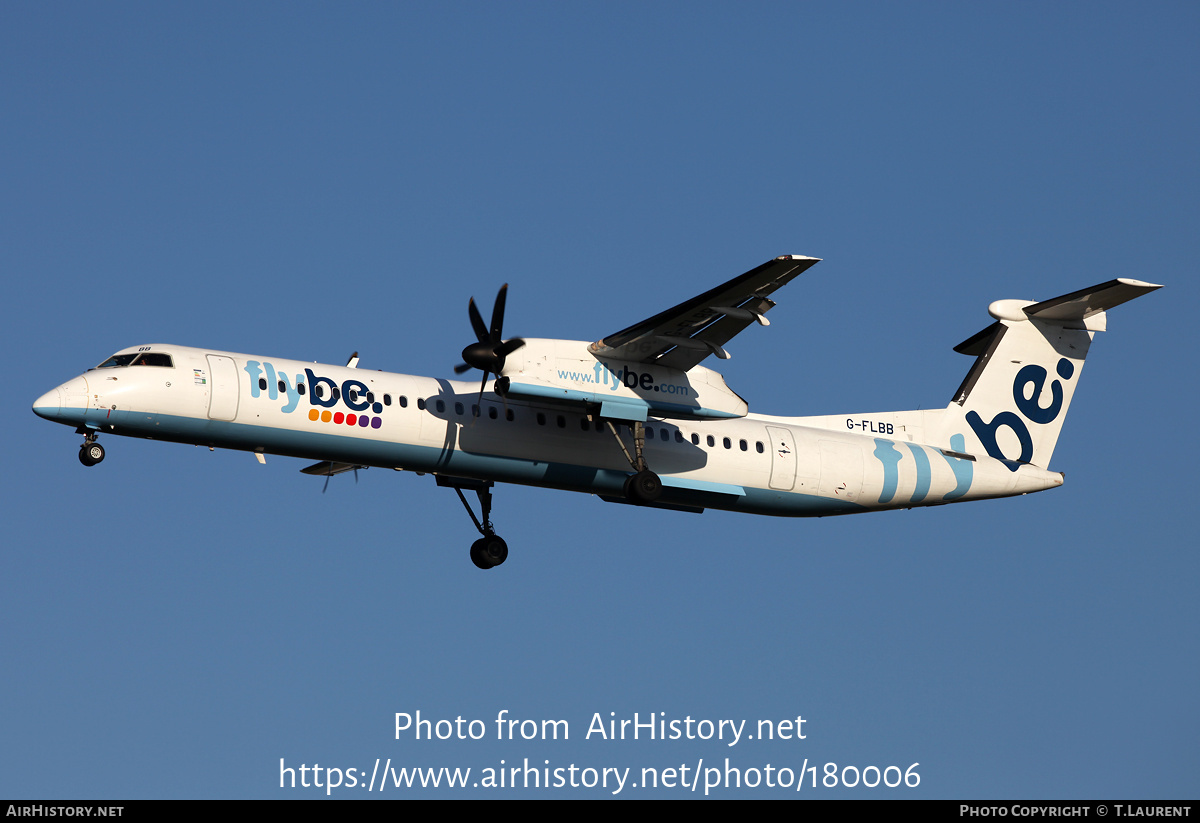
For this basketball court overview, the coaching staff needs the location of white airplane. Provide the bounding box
[33,256,1160,569]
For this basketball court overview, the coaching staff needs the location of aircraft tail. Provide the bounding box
[940,278,1160,469]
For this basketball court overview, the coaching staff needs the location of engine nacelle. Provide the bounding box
[495,339,747,421]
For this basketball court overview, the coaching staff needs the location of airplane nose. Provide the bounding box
[33,375,88,424]
[32,387,62,420]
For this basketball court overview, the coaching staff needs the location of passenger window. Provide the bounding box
[723,437,731,450]
[258,378,267,390]
[332,387,341,401]
[314,385,324,399]
[489,406,498,419]
[435,399,445,413]
[740,439,748,451]
[537,413,546,426]
[298,383,306,395]
[706,435,715,447]
[417,397,426,410]
[506,409,514,421]
[661,429,669,441]
[646,426,655,439]
[756,441,764,454]
[556,415,566,428]
[454,402,464,415]
[691,433,700,446]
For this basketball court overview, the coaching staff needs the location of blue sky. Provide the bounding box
[3,2,1196,798]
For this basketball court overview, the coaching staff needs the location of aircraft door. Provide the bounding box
[206,355,240,421]
[765,425,797,490]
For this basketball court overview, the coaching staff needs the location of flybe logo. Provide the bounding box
[243,361,384,430]
[556,362,692,396]
[874,434,974,504]
[966,358,1074,470]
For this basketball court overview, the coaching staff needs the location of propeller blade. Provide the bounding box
[468,297,489,344]
[495,337,526,358]
[476,371,489,414]
[490,284,509,342]
[454,362,473,375]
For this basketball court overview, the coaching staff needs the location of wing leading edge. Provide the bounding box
[588,255,820,370]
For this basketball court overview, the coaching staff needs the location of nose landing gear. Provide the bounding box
[78,434,105,467]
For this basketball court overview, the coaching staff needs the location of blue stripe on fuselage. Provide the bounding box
[70,408,864,518]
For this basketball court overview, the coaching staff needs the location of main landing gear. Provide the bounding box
[470,533,509,571]
[442,477,508,570]
[623,468,662,504]
[604,419,662,505]
[78,432,105,467]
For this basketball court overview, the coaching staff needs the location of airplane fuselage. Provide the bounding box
[34,343,1063,520]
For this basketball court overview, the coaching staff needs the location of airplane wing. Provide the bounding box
[587,255,820,370]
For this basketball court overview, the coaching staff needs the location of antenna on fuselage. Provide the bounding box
[345,352,359,368]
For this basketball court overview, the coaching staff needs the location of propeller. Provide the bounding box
[453,284,525,410]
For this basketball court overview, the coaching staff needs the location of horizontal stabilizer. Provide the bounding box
[953,321,1002,356]
[955,278,1162,352]
[1023,278,1162,326]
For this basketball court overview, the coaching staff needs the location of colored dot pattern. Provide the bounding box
[307,407,382,429]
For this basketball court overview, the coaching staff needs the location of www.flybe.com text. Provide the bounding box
[556,363,691,395]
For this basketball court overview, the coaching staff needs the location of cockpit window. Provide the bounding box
[97,354,138,368]
[96,352,174,368]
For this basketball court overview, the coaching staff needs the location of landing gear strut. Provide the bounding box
[442,477,508,569]
[78,432,105,467]
[604,419,662,505]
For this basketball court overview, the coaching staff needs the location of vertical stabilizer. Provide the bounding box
[940,279,1160,469]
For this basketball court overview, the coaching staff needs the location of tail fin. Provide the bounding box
[941,278,1160,469]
